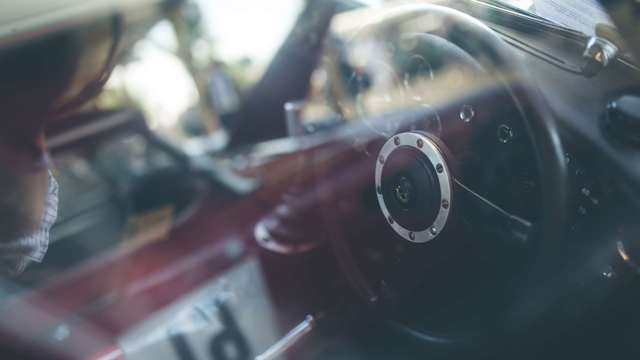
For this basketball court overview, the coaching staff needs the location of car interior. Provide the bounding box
[0,0,639,359]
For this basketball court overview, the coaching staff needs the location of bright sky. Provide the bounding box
[195,0,304,65]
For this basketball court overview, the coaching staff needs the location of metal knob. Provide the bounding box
[605,95,640,146]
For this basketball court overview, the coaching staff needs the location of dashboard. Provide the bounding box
[313,2,639,242]
[286,1,640,348]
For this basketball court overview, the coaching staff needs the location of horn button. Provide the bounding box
[382,148,441,230]
[376,132,452,243]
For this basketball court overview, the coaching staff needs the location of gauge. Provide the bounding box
[402,55,441,135]
[349,59,406,137]
[349,61,442,137]
[402,54,435,103]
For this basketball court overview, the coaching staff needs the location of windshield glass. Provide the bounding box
[2,1,639,359]
[96,0,305,146]
[496,0,613,35]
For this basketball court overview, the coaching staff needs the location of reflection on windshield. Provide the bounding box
[496,0,614,36]
[497,0,534,11]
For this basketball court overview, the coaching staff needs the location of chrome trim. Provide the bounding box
[375,132,452,243]
[254,222,320,255]
[255,315,315,360]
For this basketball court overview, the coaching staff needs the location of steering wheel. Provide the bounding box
[320,4,569,347]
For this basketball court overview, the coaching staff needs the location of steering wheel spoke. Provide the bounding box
[453,178,533,247]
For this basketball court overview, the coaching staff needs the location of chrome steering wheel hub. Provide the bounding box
[375,132,452,243]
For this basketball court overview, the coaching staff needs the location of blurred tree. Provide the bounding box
[165,0,221,134]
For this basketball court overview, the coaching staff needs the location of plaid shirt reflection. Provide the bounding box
[0,171,58,274]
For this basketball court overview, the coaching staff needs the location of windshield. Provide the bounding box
[495,0,614,35]
[2,1,639,359]
[95,0,305,147]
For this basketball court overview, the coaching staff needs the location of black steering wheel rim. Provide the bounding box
[324,3,569,347]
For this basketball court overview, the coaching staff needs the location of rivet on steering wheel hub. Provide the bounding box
[375,132,452,243]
